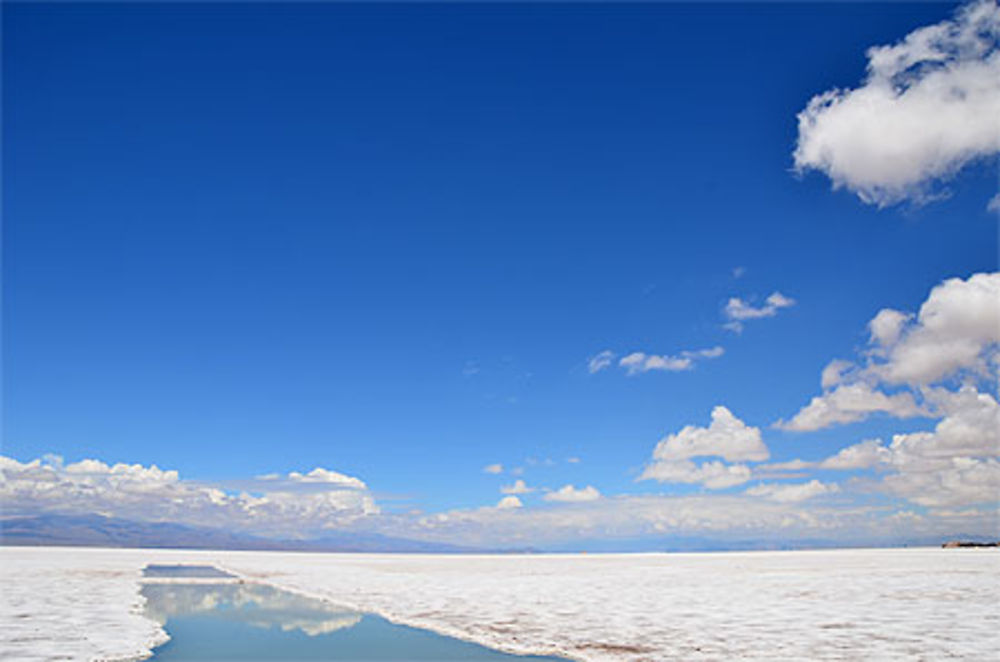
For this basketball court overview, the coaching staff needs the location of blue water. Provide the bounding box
[143,564,236,579]
[141,580,568,661]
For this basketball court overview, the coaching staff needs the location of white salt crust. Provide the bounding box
[1,546,998,661]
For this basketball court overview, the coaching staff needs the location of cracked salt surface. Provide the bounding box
[1,546,998,661]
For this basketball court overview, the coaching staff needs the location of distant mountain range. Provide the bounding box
[545,534,984,553]
[2,513,980,553]
[0,514,489,553]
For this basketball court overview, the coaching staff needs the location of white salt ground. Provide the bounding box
[1,546,998,662]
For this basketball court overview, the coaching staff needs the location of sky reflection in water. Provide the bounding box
[141,578,567,661]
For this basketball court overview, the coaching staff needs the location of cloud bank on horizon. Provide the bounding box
[3,269,996,545]
[0,455,378,538]
[794,0,1000,207]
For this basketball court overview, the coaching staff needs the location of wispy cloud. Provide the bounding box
[587,350,616,374]
[723,292,796,333]
[619,352,692,375]
[617,346,725,376]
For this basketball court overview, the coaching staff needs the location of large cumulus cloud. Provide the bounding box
[794,0,1000,207]
[778,272,1000,509]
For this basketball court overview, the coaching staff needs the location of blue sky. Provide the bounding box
[3,2,998,547]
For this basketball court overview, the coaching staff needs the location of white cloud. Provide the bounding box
[930,507,998,520]
[483,463,504,475]
[726,292,796,320]
[639,407,767,489]
[6,447,995,548]
[587,350,615,374]
[777,273,1000,509]
[759,458,816,472]
[618,346,725,376]
[620,352,692,375]
[873,273,1000,385]
[595,345,723,377]
[883,456,1000,508]
[794,0,1000,207]
[284,468,367,490]
[685,346,726,360]
[496,496,523,510]
[543,485,602,503]
[641,460,753,490]
[724,292,795,332]
[820,359,856,389]
[746,480,839,503]
[780,272,1000,431]
[989,192,1000,212]
[500,479,533,495]
[777,383,927,431]
[0,456,378,538]
[885,386,1000,469]
[646,406,769,464]
[402,492,970,549]
[792,360,999,509]
[868,309,913,348]
[819,439,891,470]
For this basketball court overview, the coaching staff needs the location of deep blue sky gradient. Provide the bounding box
[4,2,995,512]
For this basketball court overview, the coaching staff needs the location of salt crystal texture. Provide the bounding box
[1,546,998,661]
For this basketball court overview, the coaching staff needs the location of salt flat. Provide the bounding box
[1,546,997,661]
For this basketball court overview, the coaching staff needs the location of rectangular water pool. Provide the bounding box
[141,576,569,661]
[143,564,237,579]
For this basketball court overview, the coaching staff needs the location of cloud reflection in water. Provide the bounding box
[141,582,362,637]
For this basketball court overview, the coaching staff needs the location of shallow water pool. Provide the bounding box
[141,580,568,661]
[143,564,237,579]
